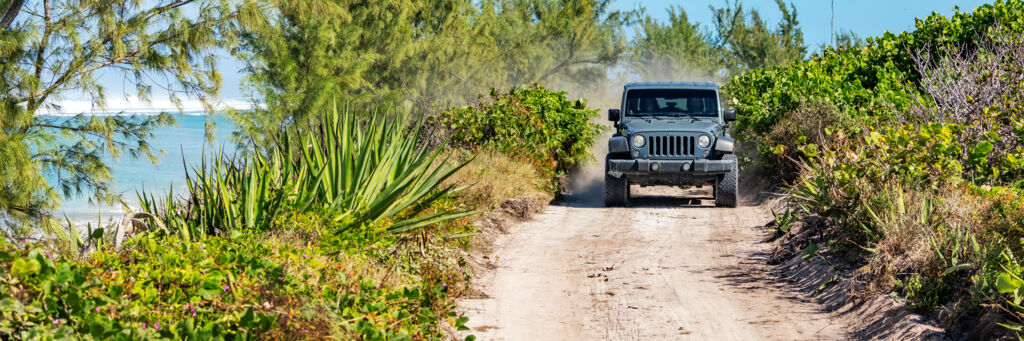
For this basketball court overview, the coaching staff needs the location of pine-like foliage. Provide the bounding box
[631,0,807,81]
[0,0,257,232]
[631,6,719,80]
[232,0,633,149]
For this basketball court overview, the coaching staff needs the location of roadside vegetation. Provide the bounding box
[727,0,1024,335]
[0,90,600,338]
[437,84,604,186]
[0,0,615,336]
[9,0,986,338]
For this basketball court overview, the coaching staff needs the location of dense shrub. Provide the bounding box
[726,0,1024,180]
[751,99,854,180]
[727,0,1024,333]
[436,84,604,184]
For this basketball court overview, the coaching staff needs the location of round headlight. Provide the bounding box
[631,134,646,148]
[697,134,712,148]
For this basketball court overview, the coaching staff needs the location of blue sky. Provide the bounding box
[612,0,991,48]
[83,0,994,113]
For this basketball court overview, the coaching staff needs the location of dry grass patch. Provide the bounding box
[444,148,552,211]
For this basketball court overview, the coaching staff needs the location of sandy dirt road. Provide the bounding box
[458,186,847,340]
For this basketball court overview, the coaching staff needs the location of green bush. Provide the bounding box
[436,84,604,184]
[752,99,854,181]
[0,229,467,340]
[726,0,1024,180]
[727,0,1024,331]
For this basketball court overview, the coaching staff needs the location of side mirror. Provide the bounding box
[723,108,737,122]
[608,109,620,122]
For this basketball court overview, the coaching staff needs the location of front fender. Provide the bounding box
[714,136,735,154]
[608,136,629,154]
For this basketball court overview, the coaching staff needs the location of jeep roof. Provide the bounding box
[623,81,719,89]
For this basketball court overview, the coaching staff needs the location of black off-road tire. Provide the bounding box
[604,172,629,207]
[715,154,739,208]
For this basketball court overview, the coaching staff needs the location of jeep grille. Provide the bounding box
[648,135,695,157]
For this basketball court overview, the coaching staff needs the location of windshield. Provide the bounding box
[624,89,719,117]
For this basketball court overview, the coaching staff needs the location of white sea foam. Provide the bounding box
[39,97,259,116]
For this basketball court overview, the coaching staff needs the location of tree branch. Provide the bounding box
[32,12,234,111]
[24,0,52,129]
[0,0,24,30]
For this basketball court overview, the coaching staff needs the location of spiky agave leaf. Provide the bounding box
[135,103,473,242]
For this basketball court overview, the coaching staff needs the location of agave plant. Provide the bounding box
[277,106,473,233]
[139,105,472,241]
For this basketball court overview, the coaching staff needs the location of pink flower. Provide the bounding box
[183,305,190,311]
[154,322,161,330]
[223,285,231,292]
[94,307,100,313]
[52,318,59,325]
[142,322,147,329]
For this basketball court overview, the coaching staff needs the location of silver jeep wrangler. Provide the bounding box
[605,82,738,207]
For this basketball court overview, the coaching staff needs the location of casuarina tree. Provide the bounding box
[0,0,258,235]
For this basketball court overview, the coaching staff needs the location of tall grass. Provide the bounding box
[139,105,472,241]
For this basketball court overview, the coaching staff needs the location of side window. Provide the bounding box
[625,97,638,114]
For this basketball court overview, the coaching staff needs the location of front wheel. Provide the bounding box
[604,172,629,207]
[715,154,738,208]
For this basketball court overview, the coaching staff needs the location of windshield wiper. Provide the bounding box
[632,114,662,120]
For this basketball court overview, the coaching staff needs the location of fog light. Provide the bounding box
[651,162,660,171]
[682,163,691,171]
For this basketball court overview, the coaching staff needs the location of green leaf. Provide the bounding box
[456,316,471,331]
[970,141,994,159]
[91,228,105,240]
[940,263,975,276]
[801,244,820,261]
[11,258,40,278]
[997,273,1023,294]
[240,307,256,328]
[0,298,24,313]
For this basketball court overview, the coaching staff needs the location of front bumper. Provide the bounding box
[607,158,734,175]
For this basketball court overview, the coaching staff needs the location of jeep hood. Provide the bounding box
[621,118,719,135]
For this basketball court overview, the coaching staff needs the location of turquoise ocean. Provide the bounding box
[42,113,237,225]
